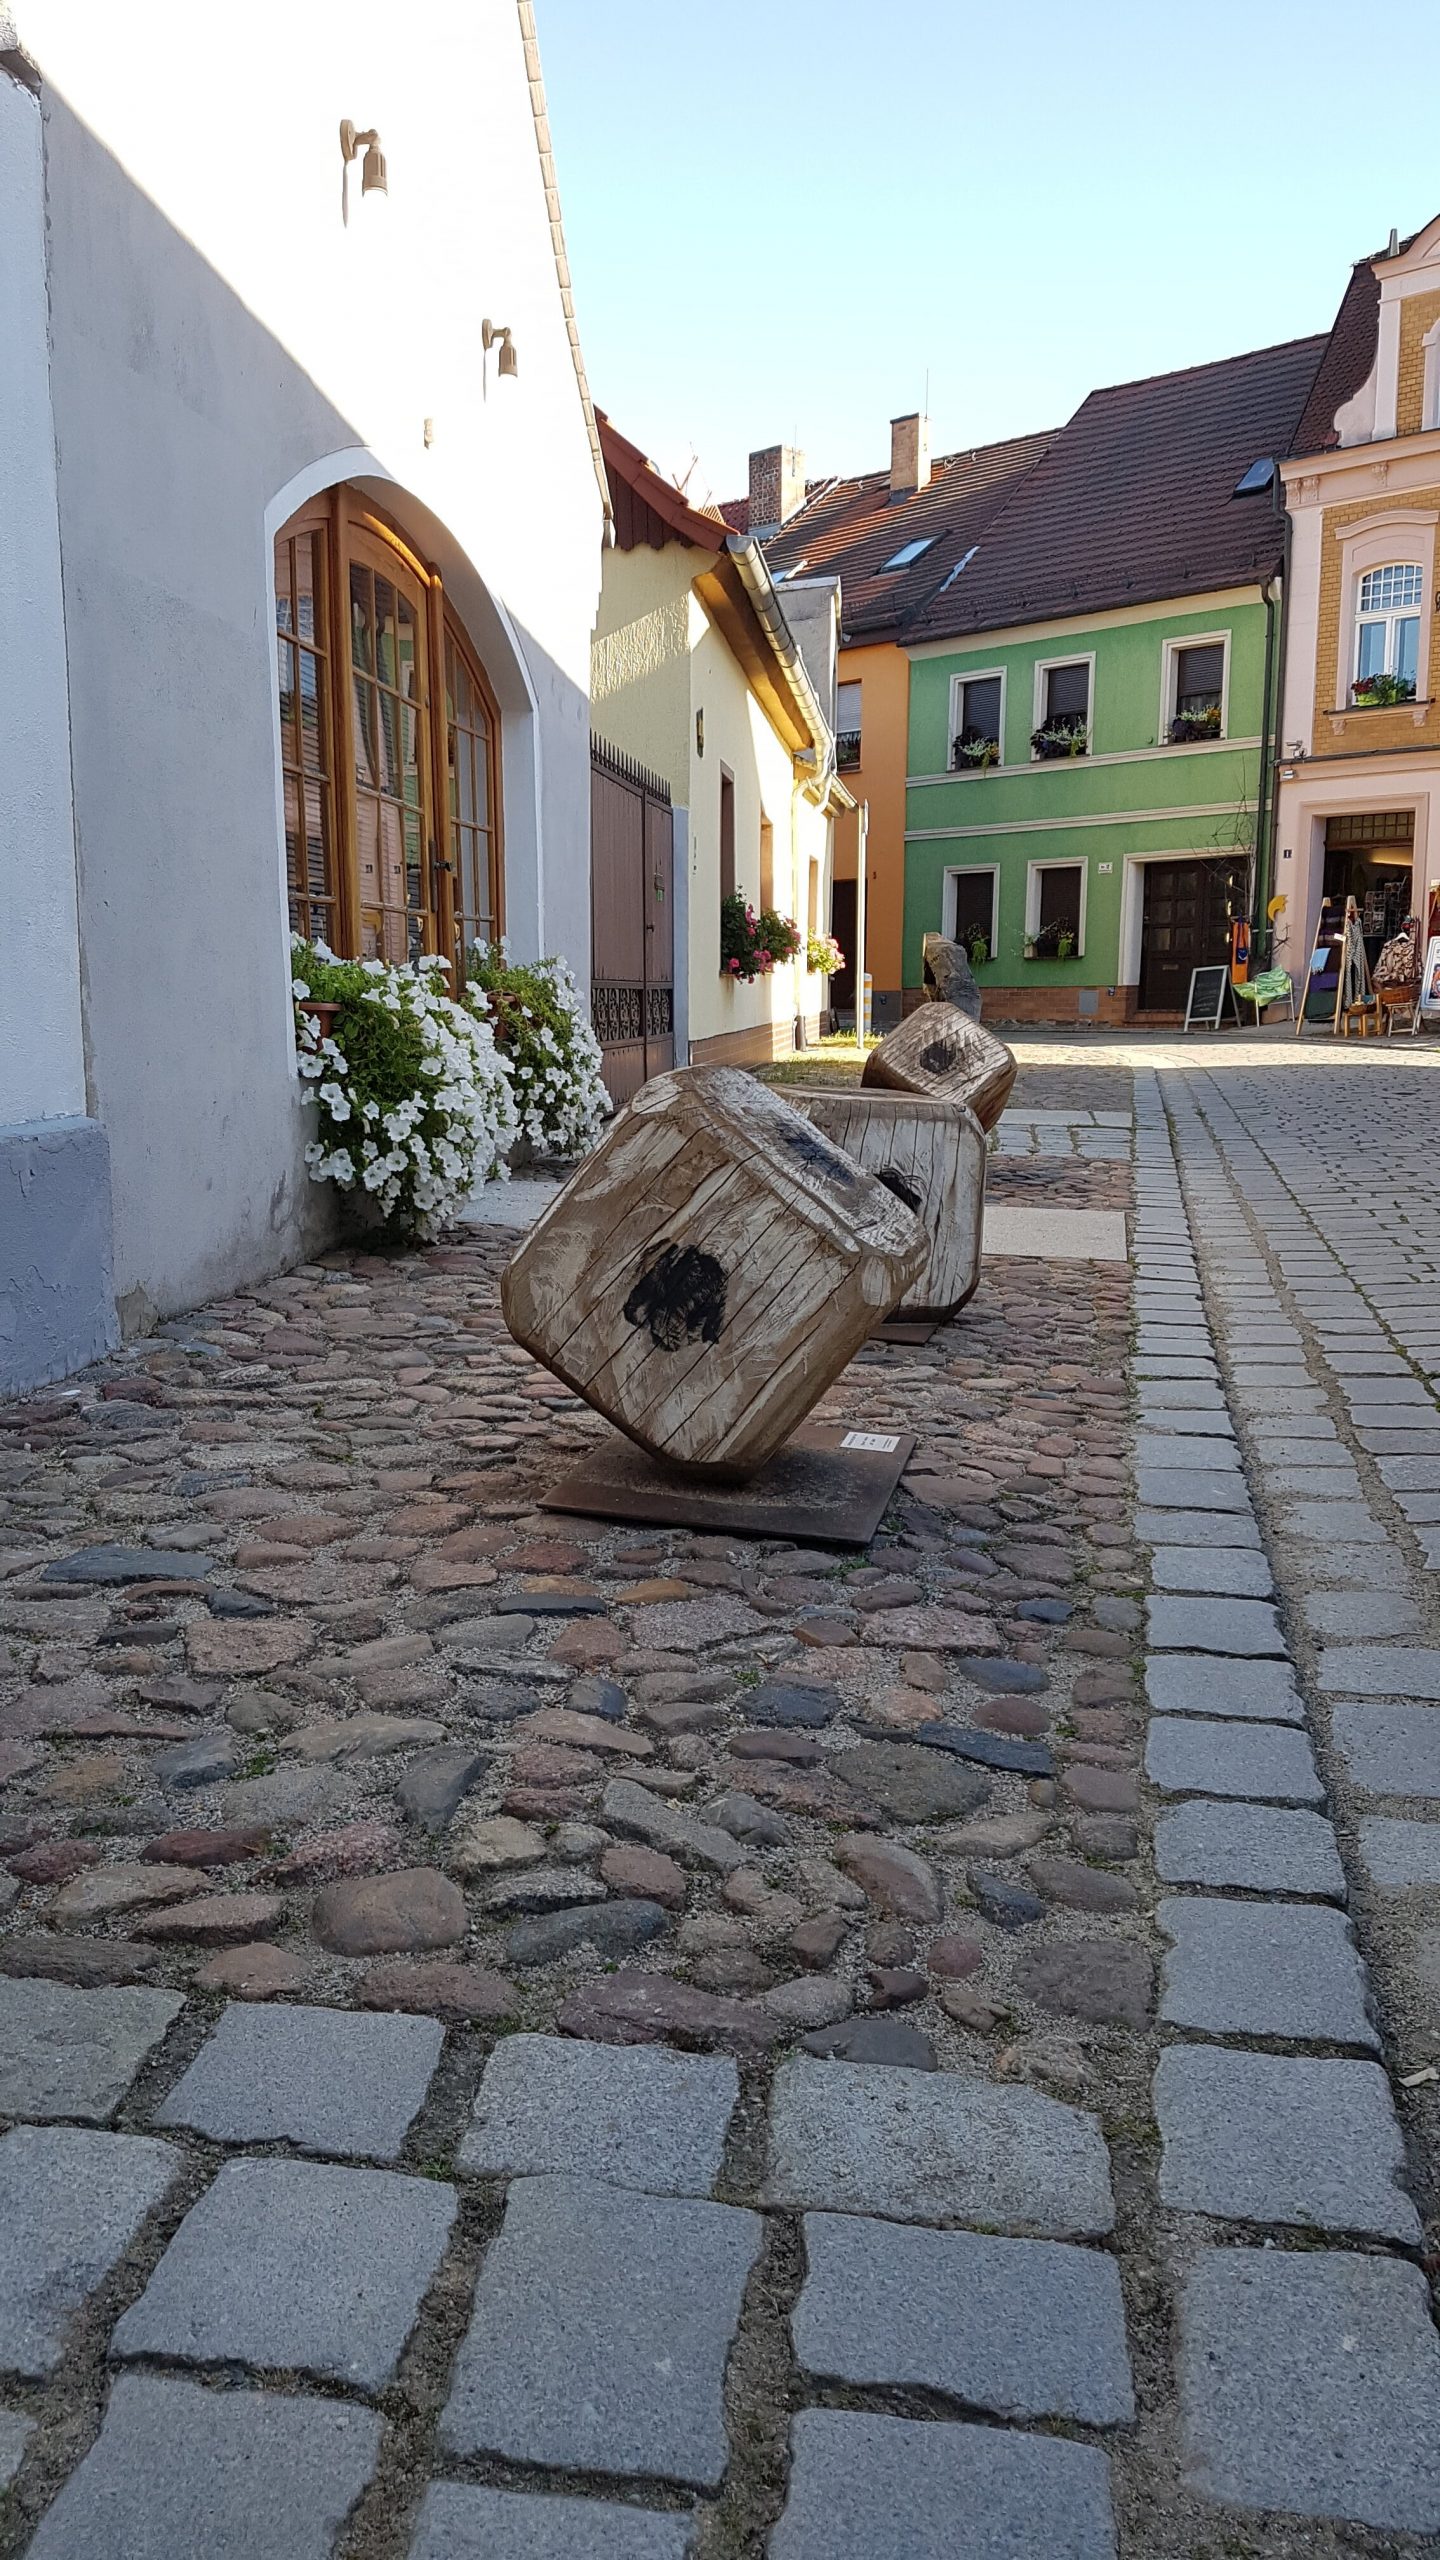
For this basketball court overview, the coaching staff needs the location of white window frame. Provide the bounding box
[1333,511,1437,708]
[1031,652,1096,758]
[1025,855,1088,957]
[1354,562,1425,686]
[943,863,1000,953]
[947,666,1007,769]
[1160,631,1231,742]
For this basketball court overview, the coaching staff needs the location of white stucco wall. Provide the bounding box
[0,67,86,1127]
[14,0,603,1317]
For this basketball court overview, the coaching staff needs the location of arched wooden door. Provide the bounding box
[273,488,504,969]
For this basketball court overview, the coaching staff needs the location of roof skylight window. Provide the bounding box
[882,536,936,569]
[1232,457,1277,497]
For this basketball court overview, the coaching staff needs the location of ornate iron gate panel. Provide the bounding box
[590,736,675,1106]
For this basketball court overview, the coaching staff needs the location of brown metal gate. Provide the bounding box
[590,735,675,1106]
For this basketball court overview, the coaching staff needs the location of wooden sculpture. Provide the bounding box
[501,1067,927,1477]
[862,1001,1017,1131]
[793,1089,986,1318]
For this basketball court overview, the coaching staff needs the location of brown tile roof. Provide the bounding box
[597,412,731,554]
[753,434,1054,639]
[715,496,752,533]
[905,336,1328,644]
[1289,260,1383,458]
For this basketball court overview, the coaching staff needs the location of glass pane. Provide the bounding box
[303,781,328,898]
[1046,662,1089,722]
[378,690,400,795]
[374,576,398,687]
[299,652,325,773]
[350,566,374,677]
[378,800,405,909]
[353,676,378,786]
[293,534,320,645]
[1397,617,1420,684]
[1356,620,1386,679]
[1360,563,1424,611]
[962,676,1002,740]
[1176,643,1224,708]
[1037,865,1082,935]
[355,793,380,906]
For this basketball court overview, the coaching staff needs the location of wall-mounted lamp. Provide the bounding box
[340,120,388,227]
[481,318,519,396]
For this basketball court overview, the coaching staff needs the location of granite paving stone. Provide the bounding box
[1154,1801,1346,1898]
[1136,1470,1250,1512]
[1155,2047,1419,2239]
[1357,1815,1440,1885]
[1134,1436,1240,1470]
[1145,1657,1303,1722]
[1134,1508,1262,1549]
[1145,1597,1286,1656]
[0,1978,184,2123]
[1145,1716,1323,1804]
[763,2053,1113,2235]
[1318,1644,1440,1698]
[792,2213,1133,2424]
[407,2485,697,2559]
[156,2000,443,2161]
[1178,2249,1440,2531]
[769,2410,1117,2560]
[1158,1897,1378,2047]
[113,2154,456,2388]
[1303,1588,1421,1637]
[1332,1703,1440,1798]
[1280,1500,1388,1541]
[0,2124,181,2375]
[1147,1547,1275,1597]
[439,2173,761,2487]
[458,2032,737,2193]
[23,2373,383,2560]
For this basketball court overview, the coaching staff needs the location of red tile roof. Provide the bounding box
[1289,261,1382,458]
[905,336,1327,643]
[755,435,1054,639]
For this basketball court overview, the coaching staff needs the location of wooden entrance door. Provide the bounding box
[590,737,675,1106]
[1139,857,1248,1012]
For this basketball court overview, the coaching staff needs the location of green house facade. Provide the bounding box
[903,594,1273,1019]
[895,335,1330,1021]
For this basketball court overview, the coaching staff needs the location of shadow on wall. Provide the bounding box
[29,81,589,1348]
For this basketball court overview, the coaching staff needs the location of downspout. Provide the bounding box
[1255,484,1292,957]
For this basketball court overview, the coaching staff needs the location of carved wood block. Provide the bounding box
[793,1089,986,1317]
[500,1067,927,1477]
[862,1003,1017,1130]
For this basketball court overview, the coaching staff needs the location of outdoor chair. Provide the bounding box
[1231,968,1296,1025]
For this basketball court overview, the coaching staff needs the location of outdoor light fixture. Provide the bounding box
[482,319,519,395]
[340,121,388,227]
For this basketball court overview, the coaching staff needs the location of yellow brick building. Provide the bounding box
[1277,217,1440,1009]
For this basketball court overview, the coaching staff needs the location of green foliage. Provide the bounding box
[462,943,609,1159]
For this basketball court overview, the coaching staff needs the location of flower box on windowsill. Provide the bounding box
[951,735,1001,774]
[1023,935,1080,963]
[1167,709,1223,744]
[1030,722,1089,762]
[1352,674,1417,709]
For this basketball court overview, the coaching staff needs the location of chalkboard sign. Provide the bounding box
[1183,965,1236,1031]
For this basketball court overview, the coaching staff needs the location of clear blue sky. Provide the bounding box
[536,0,1436,504]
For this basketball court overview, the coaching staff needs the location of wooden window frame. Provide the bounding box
[442,614,506,963]
[274,486,504,968]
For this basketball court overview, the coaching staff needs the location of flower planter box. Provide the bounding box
[295,998,341,1036]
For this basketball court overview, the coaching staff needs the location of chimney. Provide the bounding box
[747,443,806,536]
[890,412,931,498]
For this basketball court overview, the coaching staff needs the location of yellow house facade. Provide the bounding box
[593,416,848,1067]
[1276,215,1440,1000]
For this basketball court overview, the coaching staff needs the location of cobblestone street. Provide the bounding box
[3,1041,1440,2557]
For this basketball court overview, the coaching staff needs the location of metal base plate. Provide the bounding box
[874,1316,944,1345]
[541,1420,917,1548]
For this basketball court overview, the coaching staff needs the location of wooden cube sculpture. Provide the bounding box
[794,1089,986,1318]
[501,1067,927,1478]
[862,1001,1017,1132]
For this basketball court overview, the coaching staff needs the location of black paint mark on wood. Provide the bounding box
[623,1243,727,1352]
[919,1036,961,1076]
[770,1117,856,1184]
[874,1167,924,1213]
